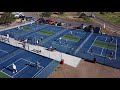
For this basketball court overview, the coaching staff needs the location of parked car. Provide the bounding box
[14,14,20,18]
[37,18,45,23]
[25,17,34,21]
[45,19,56,25]
[45,19,51,24]
[49,20,56,25]
[56,22,65,26]
[12,12,24,18]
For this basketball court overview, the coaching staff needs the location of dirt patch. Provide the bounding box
[49,60,120,78]
[100,27,120,37]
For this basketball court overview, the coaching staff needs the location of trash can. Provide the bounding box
[60,59,64,65]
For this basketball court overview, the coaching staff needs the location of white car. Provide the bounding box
[12,12,24,18]
[14,14,20,18]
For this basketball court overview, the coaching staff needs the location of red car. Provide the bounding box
[45,20,56,25]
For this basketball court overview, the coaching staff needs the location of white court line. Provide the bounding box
[115,39,117,60]
[90,51,114,59]
[0,49,8,53]
[92,44,115,51]
[87,36,116,60]
[20,58,35,64]
[32,60,54,78]
[13,58,44,77]
[1,58,22,71]
[0,50,24,65]
[20,58,44,69]
[12,62,31,77]
[61,31,81,42]
[109,37,116,59]
[87,36,98,53]
[0,70,13,78]
[62,38,80,42]
[100,37,107,56]
[52,41,71,48]
[42,28,67,44]
[74,32,93,55]
[47,64,61,78]
[32,67,44,78]
[103,37,116,59]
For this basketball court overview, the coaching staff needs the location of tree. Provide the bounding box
[41,12,52,17]
[99,12,105,15]
[0,12,16,25]
[79,12,87,18]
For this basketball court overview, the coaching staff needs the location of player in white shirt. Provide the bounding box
[12,63,17,73]
[6,34,9,42]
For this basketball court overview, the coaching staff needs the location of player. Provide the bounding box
[93,57,96,64]
[6,34,9,42]
[65,40,67,44]
[108,52,113,60]
[22,41,26,49]
[90,48,93,54]
[36,40,39,45]
[25,39,27,43]
[49,46,53,50]
[110,37,114,43]
[36,61,41,69]
[12,63,17,73]
[70,31,72,35]
[59,37,61,40]
[18,26,20,29]
[41,37,43,41]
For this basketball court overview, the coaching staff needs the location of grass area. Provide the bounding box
[62,35,80,42]
[96,12,120,25]
[38,30,55,36]
[0,71,11,78]
[79,17,94,23]
[21,26,33,31]
[93,40,116,50]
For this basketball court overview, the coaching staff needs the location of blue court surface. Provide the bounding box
[0,42,18,58]
[0,42,59,78]
[0,22,120,69]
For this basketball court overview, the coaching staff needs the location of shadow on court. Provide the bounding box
[25,64,36,68]
[3,67,13,72]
